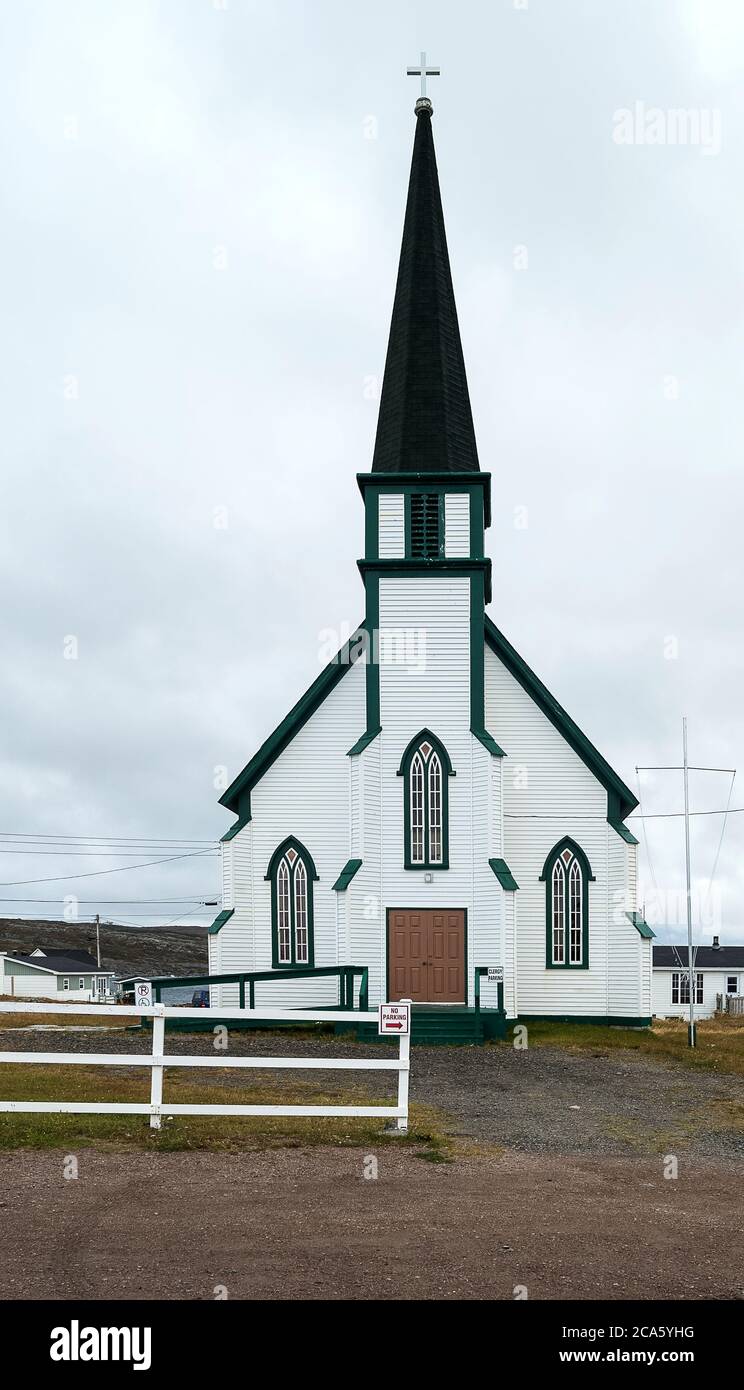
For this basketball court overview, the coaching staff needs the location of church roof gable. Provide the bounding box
[485,615,637,821]
[220,628,365,820]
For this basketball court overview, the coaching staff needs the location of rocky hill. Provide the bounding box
[0,918,208,980]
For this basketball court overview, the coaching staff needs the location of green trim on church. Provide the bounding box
[358,555,492,599]
[489,858,519,891]
[540,837,595,971]
[221,814,251,841]
[626,911,655,940]
[221,610,636,831]
[220,631,363,817]
[356,471,491,527]
[208,908,234,936]
[332,858,363,891]
[485,616,638,823]
[397,729,454,870]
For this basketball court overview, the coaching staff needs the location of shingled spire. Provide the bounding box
[372,98,479,474]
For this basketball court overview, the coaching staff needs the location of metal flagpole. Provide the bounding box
[636,739,735,1052]
[682,719,695,1048]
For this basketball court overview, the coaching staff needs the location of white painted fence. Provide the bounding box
[0,1000,411,1132]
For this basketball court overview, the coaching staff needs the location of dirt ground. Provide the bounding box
[1,1030,742,1300]
[0,1145,741,1301]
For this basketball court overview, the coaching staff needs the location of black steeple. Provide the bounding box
[371,98,479,475]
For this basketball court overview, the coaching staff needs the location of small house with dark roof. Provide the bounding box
[0,947,114,1002]
[209,95,651,1030]
[653,938,744,1019]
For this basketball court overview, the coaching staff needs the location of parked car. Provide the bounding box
[191,988,209,1008]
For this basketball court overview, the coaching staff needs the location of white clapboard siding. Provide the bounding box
[378,494,405,558]
[626,843,652,1015]
[217,658,365,1010]
[350,754,361,855]
[348,736,383,1003]
[471,739,502,1008]
[607,827,641,1016]
[486,643,636,1016]
[640,938,652,1016]
[378,578,475,926]
[376,578,500,1006]
[652,968,726,1020]
[444,494,470,557]
[0,977,96,1002]
[209,600,641,1018]
[504,893,517,1018]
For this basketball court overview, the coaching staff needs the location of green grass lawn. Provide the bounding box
[510,1016,744,1077]
[0,1061,459,1158]
[0,995,131,1029]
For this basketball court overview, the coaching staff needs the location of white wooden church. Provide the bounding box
[208,94,654,1032]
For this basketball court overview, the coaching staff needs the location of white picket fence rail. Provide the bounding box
[0,1000,411,1132]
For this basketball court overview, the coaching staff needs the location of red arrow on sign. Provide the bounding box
[386,1020,404,1030]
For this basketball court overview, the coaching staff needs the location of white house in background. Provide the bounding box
[208,96,653,1027]
[653,940,744,1020]
[0,948,114,1002]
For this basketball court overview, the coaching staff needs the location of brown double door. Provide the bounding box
[387,909,466,1003]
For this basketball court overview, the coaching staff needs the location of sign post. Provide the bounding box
[379,1000,412,1132]
[135,981,153,1010]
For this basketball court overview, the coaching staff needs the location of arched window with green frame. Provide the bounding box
[397,730,455,869]
[539,838,594,969]
[265,837,318,968]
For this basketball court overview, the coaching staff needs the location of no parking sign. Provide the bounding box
[378,1002,410,1036]
[135,981,153,1009]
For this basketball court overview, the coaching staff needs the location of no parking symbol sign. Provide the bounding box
[135,981,153,1009]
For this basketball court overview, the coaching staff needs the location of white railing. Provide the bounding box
[0,1000,411,1132]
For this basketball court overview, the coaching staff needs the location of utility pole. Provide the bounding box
[637,723,735,1050]
[95,913,101,968]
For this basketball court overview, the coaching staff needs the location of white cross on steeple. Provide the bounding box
[406,51,440,100]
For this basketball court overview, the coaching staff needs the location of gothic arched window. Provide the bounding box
[265,838,318,968]
[540,839,594,969]
[398,731,454,869]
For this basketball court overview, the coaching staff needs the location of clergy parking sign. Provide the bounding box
[487,966,504,983]
[378,1002,410,1036]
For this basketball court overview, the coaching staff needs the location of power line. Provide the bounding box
[635,768,660,905]
[0,897,213,904]
[0,850,221,858]
[0,832,217,844]
[629,807,744,820]
[0,849,218,888]
[505,808,744,819]
[702,771,736,914]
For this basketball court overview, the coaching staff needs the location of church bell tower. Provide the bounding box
[352,93,500,762]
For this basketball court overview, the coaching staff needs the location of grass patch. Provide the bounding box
[0,1061,457,1158]
[0,995,130,1030]
[498,1017,744,1077]
[602,1096,744,1154]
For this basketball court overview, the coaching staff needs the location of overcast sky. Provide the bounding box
[1,0,742,942]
